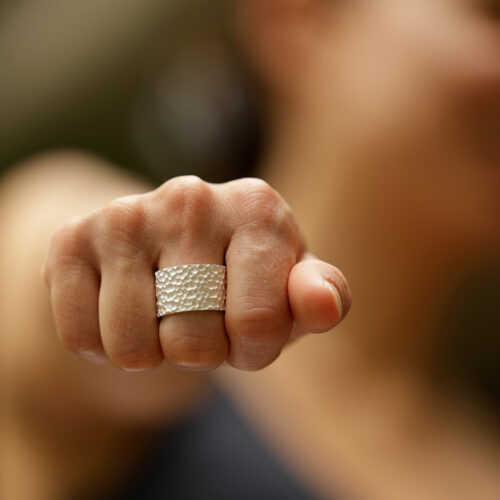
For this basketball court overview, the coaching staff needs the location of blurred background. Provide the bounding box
[0,0,261,183]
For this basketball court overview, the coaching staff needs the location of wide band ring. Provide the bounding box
[155,264,227,318]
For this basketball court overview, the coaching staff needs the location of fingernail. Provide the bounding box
[78,350,109,366]
[323,280,344,325]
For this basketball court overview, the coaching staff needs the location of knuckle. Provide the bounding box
[51,216,88,258]
[47,217,90,281]
[109,342,163,371]
[159,176,213,236]
[235,179,296,239]
[227,304,285,344]
[165,176,211,212]
[167,174,207,192]
[239,178,278,211]
[100,195,147,242]
[227,352,280,372]
[238,177,275,196]
[163,329,227,369]
[58,329,100,353]
[225,302,289,370]
[227,333,282,371]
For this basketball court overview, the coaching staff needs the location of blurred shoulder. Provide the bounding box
[0,149,154,256]
[0,149,153,218]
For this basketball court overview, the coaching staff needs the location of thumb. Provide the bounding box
[288,251,352,337]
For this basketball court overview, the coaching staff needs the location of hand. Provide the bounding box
[43,176,351,372]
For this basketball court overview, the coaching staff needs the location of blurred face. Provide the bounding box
[296,0,500,262]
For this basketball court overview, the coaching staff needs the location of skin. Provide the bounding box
[1,0,499,499]
[42,174,350,374]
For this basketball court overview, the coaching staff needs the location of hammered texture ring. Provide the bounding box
[155,264,227,318]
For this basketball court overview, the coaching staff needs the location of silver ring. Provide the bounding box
[155,264,226,318]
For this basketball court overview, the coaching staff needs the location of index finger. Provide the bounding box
[222,181,302,371]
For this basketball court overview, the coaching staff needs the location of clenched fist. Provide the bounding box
[43,176,351,372]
